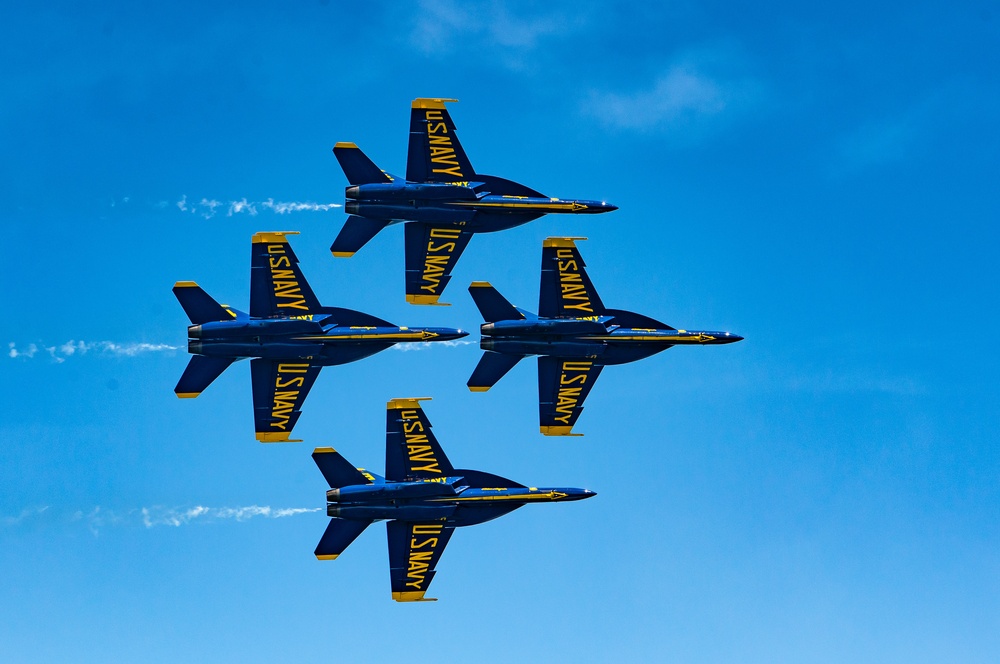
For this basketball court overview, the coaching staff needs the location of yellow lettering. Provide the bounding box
[267,244,285,254]
[269,255,291,268]
[427,240,455,253]
[277,363,309,373]
[275,376,305,388]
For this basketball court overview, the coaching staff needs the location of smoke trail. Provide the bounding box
[175,195,340,219]
[7,340,182,363]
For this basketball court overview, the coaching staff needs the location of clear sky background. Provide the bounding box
[2,1,998,662]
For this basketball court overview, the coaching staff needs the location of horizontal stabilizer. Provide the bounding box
[333,143,392,185]
[312,447,372,488]
[173,282,235,324]
[604,308,674,331]
[468,352,524,392]
[315,518,372,560]
[174,355,235,398]
[469,282,524,323]
[330,215,390,257]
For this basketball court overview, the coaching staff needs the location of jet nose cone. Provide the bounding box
[725,333,744,343]
[604,203,618,212]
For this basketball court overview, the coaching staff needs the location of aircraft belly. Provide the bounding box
[480,338,607,358]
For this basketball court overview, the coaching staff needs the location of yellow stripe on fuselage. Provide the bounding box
[294,332,436,341]
[450,201,588,212]
[431,492,567,503]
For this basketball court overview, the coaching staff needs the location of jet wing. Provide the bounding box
[384,397,456,480]
[404,222,474,305]
[387,520,456,602]
[406,98,475,183]
[538,237,606,318]
[537,356,605,436]
[250,231,323,318]
[250,359,323,442]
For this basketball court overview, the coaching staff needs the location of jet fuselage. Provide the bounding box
[345,180,616,232]
[480,318,742,362]
[187,317,466,364]
[326,479,594,523]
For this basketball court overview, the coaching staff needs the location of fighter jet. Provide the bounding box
[313,397,595,601]
[467,237,743,436]
[173,231,467,442]
[330,98,617,305]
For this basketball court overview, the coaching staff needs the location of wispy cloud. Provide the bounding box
[583,46,761,133]
[8,340,181,363]
[175,195,340,220]
[3,505,319,536]
[391,339,477,352]
[409,0,585,67]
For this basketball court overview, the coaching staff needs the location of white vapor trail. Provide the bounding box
[176,195,340,219]
[391,339,477,352]
[2,505,320,535]
[7,340,181,363]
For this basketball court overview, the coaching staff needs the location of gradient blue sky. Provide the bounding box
[2,2,998,662]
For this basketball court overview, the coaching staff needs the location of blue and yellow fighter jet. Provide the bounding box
[313,397,595,601]
[172,232,467,442]
[467,237,743,436]
[330,98,618,305]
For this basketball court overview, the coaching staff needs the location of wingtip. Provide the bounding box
[252,231,301,244]
[468,386,491,393]
[175,392,200,399]
[387,397,433,410]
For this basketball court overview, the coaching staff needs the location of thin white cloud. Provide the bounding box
[1,506,49,526]
[410,0,584,66]
[7,340,181,363]
[392,339,477,352]
[175,195,340,220]
[587,66,727,130]
[5,505,319,535]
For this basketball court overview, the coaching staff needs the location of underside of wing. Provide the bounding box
[404,222,474,305]
[250,359,323,442]
[538,237,606,318]
[537,356,605,436]
[385,397,455,480]
[387,520,456,602]
[250,232,323,318]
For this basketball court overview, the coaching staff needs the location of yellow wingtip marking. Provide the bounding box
[333,142,358,149]
[387,397,432,410]
[173,281,199,288]
[542,237,588,248]
[411,98,459,109]
[469,281,493,288]
[316,554,339,561]
[175,392,200,399]
[256,432,301,443]
[406,294,450,306]
[468,386,491,393]
[313,447,336,454]
[331,251,355,258]
[252,231,301,244]
[540,426,584,437]
[392,591,437,602]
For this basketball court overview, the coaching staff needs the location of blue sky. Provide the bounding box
[2,1,998,661]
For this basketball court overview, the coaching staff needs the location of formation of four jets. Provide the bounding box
[173,98,742,600]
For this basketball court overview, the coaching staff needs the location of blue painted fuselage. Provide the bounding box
[481,317,743,364]
[345,179,616,233]
[326,479,594,526]
[188,315,465,366]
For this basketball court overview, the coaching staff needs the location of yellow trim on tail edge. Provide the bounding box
[173,281,199,288]
[175,392,200,399]
[411,98,458,109]
[468,386,490,393]
[313,447,336,454]
[315,554,339,561]
[252,231,300,244]
[392,591,437,602]
[387,397,432,410]
[406,294,450,306]
[256,432,302,443]
[469,281,493,288]
[331,251,355,258]
[540,426,583,437]
[542,237,588,248]
[333,142,358,149]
